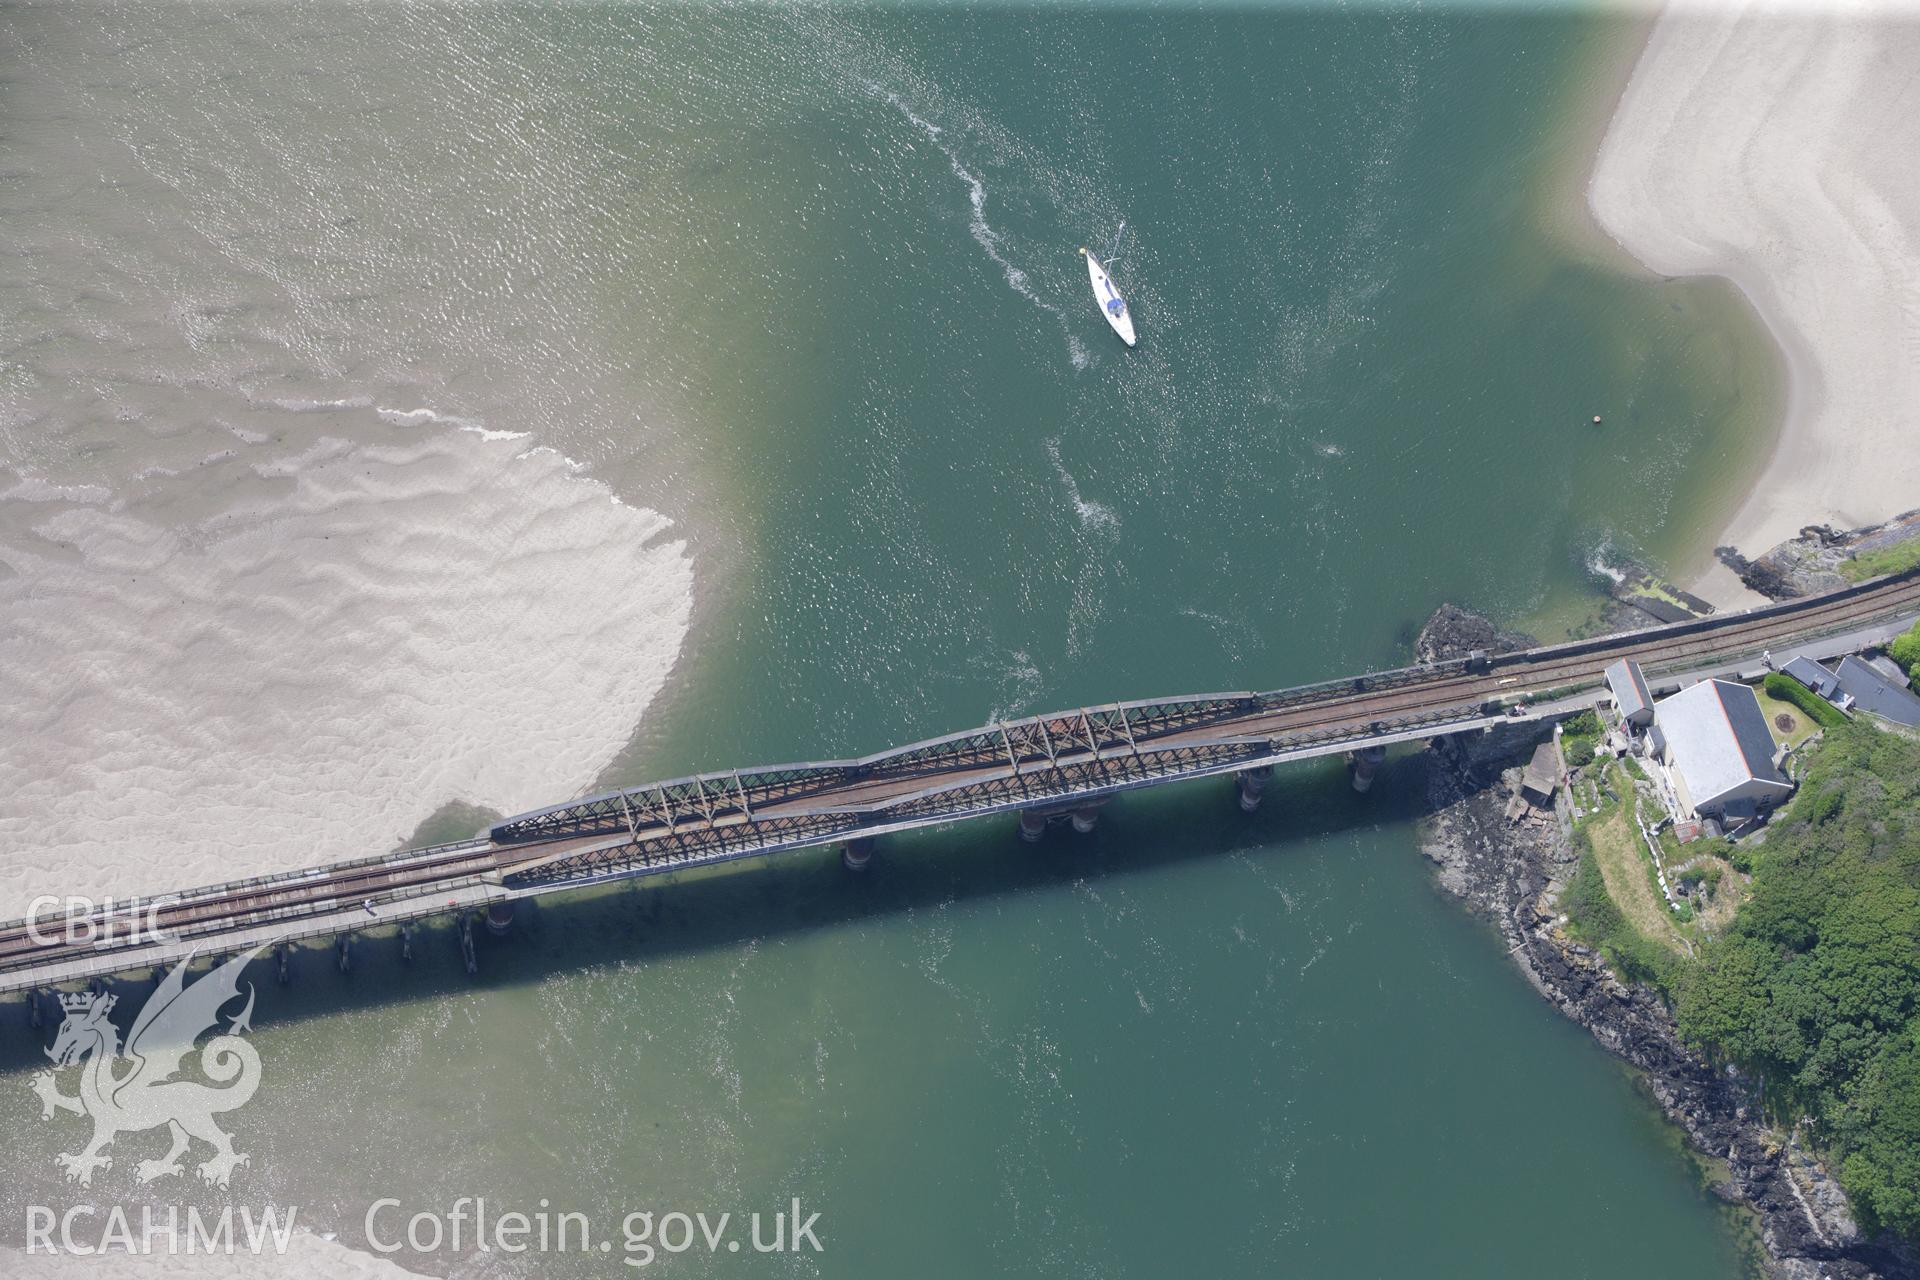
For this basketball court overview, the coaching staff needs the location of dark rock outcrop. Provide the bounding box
[1719,509,1920,601]
[1717,542,1813,600]
[1414,604,1535,665]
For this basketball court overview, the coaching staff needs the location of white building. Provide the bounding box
[1652,679,1794,821]
[1605,658,1654,727]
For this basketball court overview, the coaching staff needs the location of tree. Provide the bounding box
[1670,724,1920,1244]
[1676,936,1777,1065]
[1839,1036,1920,1238]
[1890,620,1920,684]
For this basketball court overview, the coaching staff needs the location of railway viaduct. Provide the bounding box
[6,566,1919,1000]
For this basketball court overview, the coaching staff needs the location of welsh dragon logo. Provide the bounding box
[31,947,265,1187]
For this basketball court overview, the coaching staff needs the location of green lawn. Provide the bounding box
[1842,537,1920,581]
[1754,687,1819,749]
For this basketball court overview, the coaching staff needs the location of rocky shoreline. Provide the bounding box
[1412,602,1915,1280]
[1717,510,1920,601]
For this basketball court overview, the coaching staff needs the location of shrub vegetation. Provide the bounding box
[1889,620,1920,688]
[1561,709,1601,738]
[1670,725,1920,1240]
[1560,709,1601,769]
[1763,672,1849,729]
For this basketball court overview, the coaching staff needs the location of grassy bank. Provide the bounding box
[1563,759,1704,985]
[1841,538,1920,583]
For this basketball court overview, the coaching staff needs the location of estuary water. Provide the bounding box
[0,5,1779,1275]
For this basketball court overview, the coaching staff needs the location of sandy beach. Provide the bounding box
[1589,2,1920,604]
[0,426,694,924]
[0,2,704,926]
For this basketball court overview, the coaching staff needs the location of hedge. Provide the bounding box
[1763,672,1849,729]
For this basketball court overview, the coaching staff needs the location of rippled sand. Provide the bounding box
[1591,5,1920,584]
[0,6,706,916]
[0,411,690,916]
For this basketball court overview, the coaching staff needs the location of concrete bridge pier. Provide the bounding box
[337,935,352,973]
[1236,766,1272,813]
[485,902,516,937]
[275,946,291,985]
[1349,745,1387,793]
[1070,805,1101,834]
[841,839,874,872]
[1018,808,1049,843]
[461,916,478,975]
[28,989,42,1029]
[400,926,414,963]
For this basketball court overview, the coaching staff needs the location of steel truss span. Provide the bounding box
[489,566,1920,891]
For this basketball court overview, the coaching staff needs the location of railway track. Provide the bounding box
[0,842,498,971]
[1247,570,1920,734]
[479,568,1920,887]
[6,567,1918,986]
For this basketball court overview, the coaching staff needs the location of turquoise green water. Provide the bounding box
[609,6,1778,774]
[2,5,1779,1274]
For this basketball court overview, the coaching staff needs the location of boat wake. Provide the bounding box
[1044,437,1121,658]
[872,85,1099,368]
[1045,437,1120,533]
